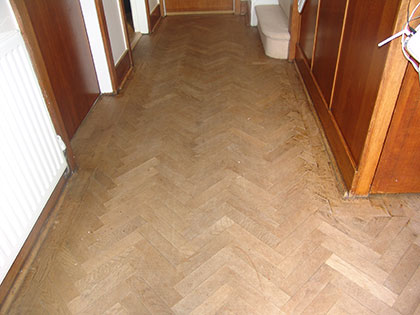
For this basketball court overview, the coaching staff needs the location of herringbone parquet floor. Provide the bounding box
[4,15,420,315]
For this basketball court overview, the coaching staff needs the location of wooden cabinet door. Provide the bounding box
[165,0,234,13]
[330,0,400,165]
[298,0,319,64]
[25,0,100,139]
[312,0,347,105]
[372,65,420,193]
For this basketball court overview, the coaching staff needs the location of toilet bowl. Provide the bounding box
[254,0,292,59]
[248,0,278,26]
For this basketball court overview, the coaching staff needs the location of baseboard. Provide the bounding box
[150,4,162,33]
[115,50,132,90]
[0,172,69,312]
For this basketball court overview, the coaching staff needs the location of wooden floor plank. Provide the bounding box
[3,15,420,315]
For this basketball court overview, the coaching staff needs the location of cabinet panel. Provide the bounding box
[312,0,347,105]
[331,0,400,165]
[298,0,319,64]
[372,66,420,193]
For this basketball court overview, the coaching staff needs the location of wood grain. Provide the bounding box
[0,174,68,306]
[3,15,420,315]
[330,0,401,165]
[24,0,100,139]
[149,4,162,32]
[312,0,347,105]
[295,46,356,188]
[352,0,412,195]
[298,0,319,65]
[371,65,420,193]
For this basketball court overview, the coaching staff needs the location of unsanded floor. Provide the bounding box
[5,15,420,314]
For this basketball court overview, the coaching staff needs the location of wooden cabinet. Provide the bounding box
[311,0,346,105]
[331,0,400,165]
[293,0,420,195]
[298,0,318,63]
[372,66,420,193]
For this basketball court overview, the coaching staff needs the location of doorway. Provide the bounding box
[164,0,235,14]
[123,0,142,47]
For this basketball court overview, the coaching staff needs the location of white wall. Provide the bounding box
[79,0,113,93]
[148,0,158,12]
[130,0,149,33]
[0,2,68,285]
[0,0,17,33]
[102,0,128,65]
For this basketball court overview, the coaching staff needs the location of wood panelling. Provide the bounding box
[350,0,409,195]
[115,50,132,89]
[312,0,347,105]
[24,0,100,139]
[298,0,319,64]
[372,65,420,193]
[149,4,162,32]
[296,47,356,188]
[331,0,400,165]
[165,0,233,13]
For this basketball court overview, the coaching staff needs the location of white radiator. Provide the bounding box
[0,31,67,284]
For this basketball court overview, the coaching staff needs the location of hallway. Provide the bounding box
[6,15,420,314]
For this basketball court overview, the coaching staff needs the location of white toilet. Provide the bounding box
[248,0,279,26]
[254,0,292,59]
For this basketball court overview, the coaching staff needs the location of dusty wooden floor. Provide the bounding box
[5,15,420,314]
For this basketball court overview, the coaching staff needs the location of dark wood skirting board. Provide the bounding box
[295,45,356,189]
[149,4,162,32]
[0,173,69,310]
[115,50,132,89]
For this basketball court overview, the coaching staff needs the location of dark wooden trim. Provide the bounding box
[95,0,118,93]
[117,0,134,66]
[115,50,132,89]
[144,0,152,33]
[296,45,356,189]
[0,173,68,309]
[9,0,77,172]
[160,0,165,17]
[149,4,162,32]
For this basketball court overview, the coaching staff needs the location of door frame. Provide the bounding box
[129,0,163,33]
[95,0,134,92]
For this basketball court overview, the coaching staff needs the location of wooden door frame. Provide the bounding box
[8,0,76,172]
[95,0,134,93]
[144,0,163,32]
